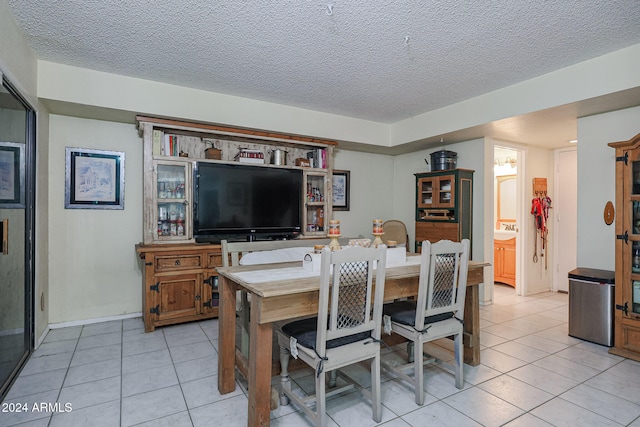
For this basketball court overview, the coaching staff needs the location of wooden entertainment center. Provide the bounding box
[135,116,337,331]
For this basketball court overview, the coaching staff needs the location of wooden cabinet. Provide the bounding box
[494,238,516,287]
[136,244,223,332]
[414,169,474,252]
[608,132,640,361]
[136,116,336,245]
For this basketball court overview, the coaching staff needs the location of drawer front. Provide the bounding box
[155,254,203,272]
[207,252,223,269]
[415,222,459,243]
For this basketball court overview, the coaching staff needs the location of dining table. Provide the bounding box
[217,256,489,426]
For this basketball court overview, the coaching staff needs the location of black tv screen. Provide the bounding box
[193,162,302,242]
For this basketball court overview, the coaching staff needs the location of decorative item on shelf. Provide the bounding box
[372,219,384,247]
[295,158,311,167]
[328,220,341,250]
[235,148,264,164]
[204,139,222,160]
[387,240,397,248]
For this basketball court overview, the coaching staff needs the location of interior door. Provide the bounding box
[0,76,35,398]
[554,148,577,292]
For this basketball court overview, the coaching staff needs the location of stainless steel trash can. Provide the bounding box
[568,268,615,346]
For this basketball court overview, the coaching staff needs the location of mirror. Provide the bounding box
[496,175,516,229]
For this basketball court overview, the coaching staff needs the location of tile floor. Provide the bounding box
[2,284,640,426]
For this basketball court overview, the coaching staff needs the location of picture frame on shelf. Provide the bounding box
[332,169,350,211]
[65,147,125,210]
[0,142,25,208]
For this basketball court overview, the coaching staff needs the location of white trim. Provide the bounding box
[0,328,24,336]
[35,326,50,349]
[48,312,142,330]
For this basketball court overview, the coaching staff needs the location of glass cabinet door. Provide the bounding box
[155,161,190,241]
[304,172,326,235]
[630,158,640,315]
[417,177,434,208]
[436,175,455,207]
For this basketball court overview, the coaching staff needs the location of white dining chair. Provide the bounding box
[382,239,470,405]
[277,245,387,427]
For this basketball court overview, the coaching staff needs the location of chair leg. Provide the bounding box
[454,332,464,389]
[407,341,414,363]
[414,339,425,405]
[371,354,382,422]
[328,370,337,388]
[279,345,291,406]
[315,370,327,427]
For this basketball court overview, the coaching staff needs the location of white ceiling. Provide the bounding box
[5,1,640,150]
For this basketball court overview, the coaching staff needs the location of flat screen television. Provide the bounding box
[193,162,303,242]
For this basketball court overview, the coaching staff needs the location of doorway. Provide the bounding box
[494,145,523,295]
[0,75,36,399]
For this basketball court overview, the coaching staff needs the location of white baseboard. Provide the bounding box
[0,328,24,336]
[49,312,142,330]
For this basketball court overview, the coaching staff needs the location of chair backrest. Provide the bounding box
[415,239,470,330]
[382,220,409,251]
[221,238,341,267]
[315,245,387,354]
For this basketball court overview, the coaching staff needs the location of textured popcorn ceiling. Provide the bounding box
[5,1,640,146]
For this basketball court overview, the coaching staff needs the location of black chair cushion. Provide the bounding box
[282,317,372,350]
[383,300,455,326]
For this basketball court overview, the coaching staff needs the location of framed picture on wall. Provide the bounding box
[0,142,25,208]
[332,169,350,211]
[65,147,125,209]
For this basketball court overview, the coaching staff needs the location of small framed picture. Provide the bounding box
[332,170,350,211]
[0,142,25,208]
[65,147,125,210]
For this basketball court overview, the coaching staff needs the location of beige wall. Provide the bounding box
[577,105,640,270]
[48,115,142,324]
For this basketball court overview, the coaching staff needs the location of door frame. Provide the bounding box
[489,140,527,298]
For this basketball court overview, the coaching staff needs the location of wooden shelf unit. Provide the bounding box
[135,116,337,330]
[136,116,336,245]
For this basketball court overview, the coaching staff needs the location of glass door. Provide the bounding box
[0,77,35,398]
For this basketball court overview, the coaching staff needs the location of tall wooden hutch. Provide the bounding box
[609,132,640,361]
[414,169,474,253]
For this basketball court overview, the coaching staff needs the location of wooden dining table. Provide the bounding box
[217,258,488,426]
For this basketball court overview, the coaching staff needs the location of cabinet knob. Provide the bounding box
[195,295,201,301]
[183,200,189,206]
[175,259,181,266]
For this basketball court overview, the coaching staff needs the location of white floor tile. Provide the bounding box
[122,363,178,397]
[4,286,639,427]
[189,394,248,427]
[560,383,640,425]
[442,387,524,426]
[401,400,481,427]
[530,397,621,427]
[49,399,120,427]
[58,376,121,411]
[478,374,553,411]
[121,384,187,426]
